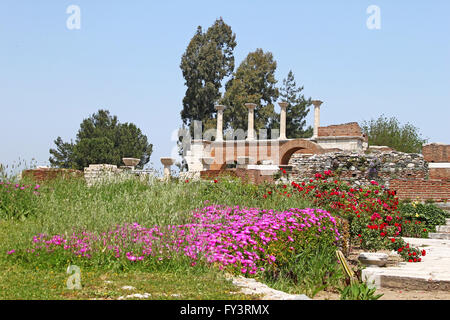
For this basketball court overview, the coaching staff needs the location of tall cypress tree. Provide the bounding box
[180,18,236,131]
[221,49,279,134]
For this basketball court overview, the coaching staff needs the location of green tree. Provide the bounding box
[221,48,279,134]
[49,137,76,169]
[180,18,236,131]
[275,70,313,138]
[361,115,427,153]
[49,110,153,169]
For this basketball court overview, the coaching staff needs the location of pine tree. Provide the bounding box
[277,70,313,138]
[49,110,153,169]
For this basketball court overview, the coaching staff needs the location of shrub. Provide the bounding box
[398,202,450,232]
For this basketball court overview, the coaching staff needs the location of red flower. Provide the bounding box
[214,179,218,183]
[390,238,395,243]
[421,250,426,256]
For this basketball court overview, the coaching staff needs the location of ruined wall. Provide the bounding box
[200,168,274,184]
[288,150,427,187]
[318,122,364,137]
[84,164,125,186]
[422,143,450,162]
[22,168,83,182]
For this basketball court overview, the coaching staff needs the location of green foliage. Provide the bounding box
[339,282,383,300]
[398,202,450,232]
[263,237,343,298]
[361,115,427,153]
[221,49,279,132]
[0,182,41,220]
[49,110,153,170]
[180,18,236,130]
[275,70,313,138]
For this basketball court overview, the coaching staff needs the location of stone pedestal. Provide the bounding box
[160,157,175,180]
[122,158,140,170]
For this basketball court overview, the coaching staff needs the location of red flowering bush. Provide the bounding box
[263,170,427,262]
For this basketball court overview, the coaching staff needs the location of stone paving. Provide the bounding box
[362,236,450,291]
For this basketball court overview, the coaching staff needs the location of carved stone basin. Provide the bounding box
[122,158,140,167]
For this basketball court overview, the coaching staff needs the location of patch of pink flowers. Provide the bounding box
[22,206,340,275]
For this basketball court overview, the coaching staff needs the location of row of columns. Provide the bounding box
[215,100,323,141]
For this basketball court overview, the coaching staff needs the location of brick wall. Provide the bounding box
[422,143,450,162]
[200,169,274,184]
[429,168,450,180]
[318,122,363,137]
[22,168,83,182]
[390,179,450,202]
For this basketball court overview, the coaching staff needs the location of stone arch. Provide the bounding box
[279,139,323,165]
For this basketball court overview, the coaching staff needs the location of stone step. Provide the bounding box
[362,237,450,292]
[429,233,450,240]
[446,218,450,226]
[436,225,450,233]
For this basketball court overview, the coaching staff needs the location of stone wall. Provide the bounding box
[84,164,125,186]
[288,150,427,187]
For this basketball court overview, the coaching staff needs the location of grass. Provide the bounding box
[0,175,319,300]
[0,261,257,300]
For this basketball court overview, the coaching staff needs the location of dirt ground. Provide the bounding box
[313,246,450,300]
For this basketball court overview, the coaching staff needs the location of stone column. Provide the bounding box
[245,103,257,141]
[278,102,288,140]
[215,105,225,142]
[160,157,175,180]
[312,100,323,139]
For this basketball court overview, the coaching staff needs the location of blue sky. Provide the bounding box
[1,0,449,171]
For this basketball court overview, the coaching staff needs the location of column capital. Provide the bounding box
[215,105,226,112]
[245,103,257,110]
[311,100,323,108]
[278,101,288,109]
